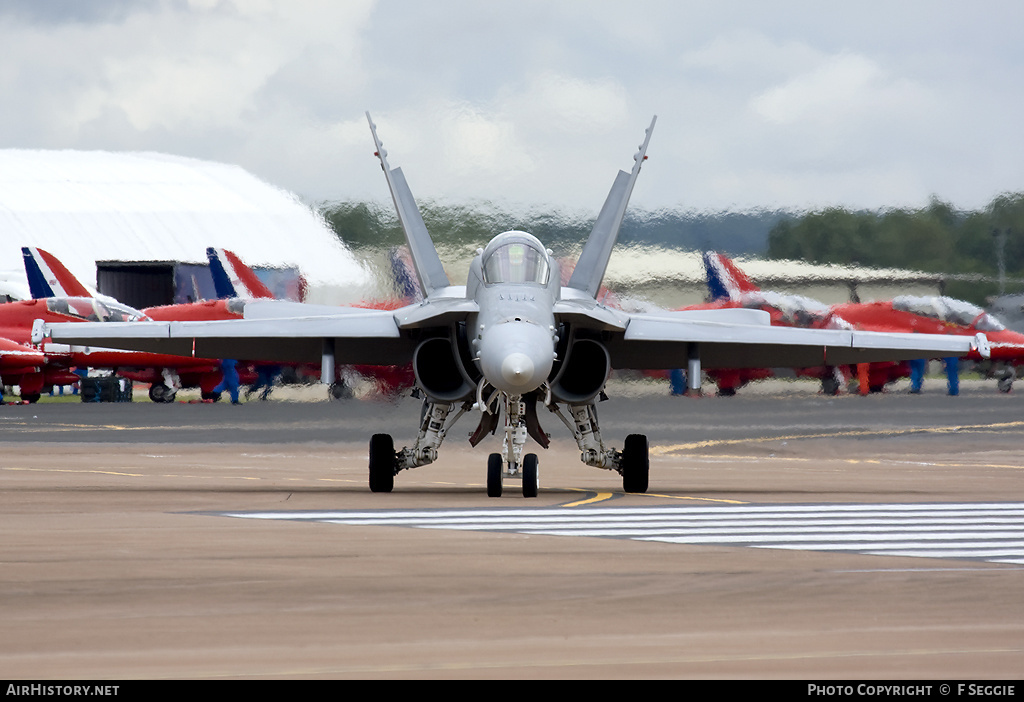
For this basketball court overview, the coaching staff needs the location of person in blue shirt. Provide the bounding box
[213,359,241,404]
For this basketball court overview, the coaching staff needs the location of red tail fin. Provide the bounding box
[207,247,275,299]
[22,247,93,299]
[703,251,759,302]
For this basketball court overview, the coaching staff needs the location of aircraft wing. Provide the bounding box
[40,295,479,366]
[604,309,987,370]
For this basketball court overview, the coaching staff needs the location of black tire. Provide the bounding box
[487,453,503,498]
[621,433,649,493]
[201,391,222,402]
[149,384,167,403]
[21,393,40,404]
[821,375,840,396]
[329,382,353,400]
[368,433,395,493]
[998,377,1014,393]
[522,453,539,498]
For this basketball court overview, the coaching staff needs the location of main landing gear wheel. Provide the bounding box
[487,453,503,497]
[368,433,396,493]
[821,375,841,396]
[149,384,175,403]
[522,453,539,498]
[621,433,649,494]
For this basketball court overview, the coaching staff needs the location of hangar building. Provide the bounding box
[0,150,370,307]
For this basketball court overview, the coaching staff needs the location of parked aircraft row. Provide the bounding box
[689,252,1024,396]
[3,235,1013,409]
[37,113,987,497]
[0,246,259,402]
[0,245,419,403]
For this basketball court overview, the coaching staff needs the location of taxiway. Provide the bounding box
[1,381,1022,678]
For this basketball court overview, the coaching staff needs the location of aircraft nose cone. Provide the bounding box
[501,352,535,388]
[478,321,554,394]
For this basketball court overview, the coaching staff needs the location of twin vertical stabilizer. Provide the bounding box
[366,112,450,298]
[567,116,657,299]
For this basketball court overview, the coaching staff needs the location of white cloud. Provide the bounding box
[509,72,631,134]
[753,53,892,125]
[0,1,1023,213]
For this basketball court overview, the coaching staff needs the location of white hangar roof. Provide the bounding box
[0,150,369,302]
[597,247,945,306]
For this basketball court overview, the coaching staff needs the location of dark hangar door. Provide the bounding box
[96,262,175,309]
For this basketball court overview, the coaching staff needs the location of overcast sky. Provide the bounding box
[2,0,1022,216]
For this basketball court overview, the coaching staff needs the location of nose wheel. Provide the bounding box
[486,452,540,498]
[522,453,539,498]
[487,453,503,497]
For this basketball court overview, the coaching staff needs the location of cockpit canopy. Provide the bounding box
[481,231,550,285]
[892,295,1005,332]
[738,291,833,327]
[46,297,149,323]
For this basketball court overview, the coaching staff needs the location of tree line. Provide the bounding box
[318,191,1024,305]
[767,192,1024,304]
[319,200,786,258]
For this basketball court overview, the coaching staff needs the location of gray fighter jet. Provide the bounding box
[38,114,988,497]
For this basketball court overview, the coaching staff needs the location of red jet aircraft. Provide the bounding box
[697,252,1020,394]
[21,246,256,402]
[833,295,1024,392]
[680,252,851,395]
[143,247,415,400]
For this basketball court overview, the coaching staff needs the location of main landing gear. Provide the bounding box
[547,401,649,494]
[148,370,182,403]
[367,390,649,497]
[148,383,176,403]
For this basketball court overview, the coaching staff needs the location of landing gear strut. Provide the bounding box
[366,400,468,492]
[367,389,648,496]
[549,399,649,493]
[481,394,542,498]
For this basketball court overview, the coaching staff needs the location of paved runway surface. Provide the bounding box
[220,502,1024,566]
[2,380,1023,678]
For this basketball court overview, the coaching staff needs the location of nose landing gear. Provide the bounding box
[487,451,540,498]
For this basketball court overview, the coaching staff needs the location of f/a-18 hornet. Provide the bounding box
[39,113,988,497]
